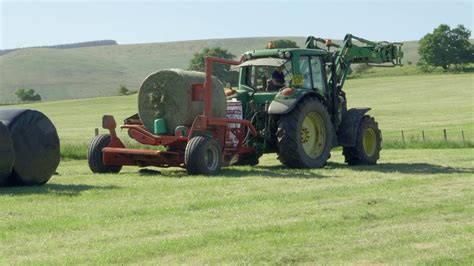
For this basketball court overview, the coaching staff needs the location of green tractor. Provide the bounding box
[227,34,403,167]
[89,34,403,175]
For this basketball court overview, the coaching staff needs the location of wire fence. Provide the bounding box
[395,129,470,144]
[381,128,473,148]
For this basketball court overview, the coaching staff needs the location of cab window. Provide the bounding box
[243,60,293,90]
[310,56,325,94]
[298,56,326,94]
[298,57,312,89]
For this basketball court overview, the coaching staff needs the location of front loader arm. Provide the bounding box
[330,34,403,90]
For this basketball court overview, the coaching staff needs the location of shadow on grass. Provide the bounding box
[220,166,328,179]
[131,160,473,178]
[0,183,118,196]
[143,165,328,179]
[325,162,474,175]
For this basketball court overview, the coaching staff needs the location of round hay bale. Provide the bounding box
[0,109,60,185]
[0,122,14,186]
[138,69,227,134]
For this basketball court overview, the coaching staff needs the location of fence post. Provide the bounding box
[94,128,99,136]
[443,129,447,142]
[401,130,405,144]
[462,130,465,144]
[422,130,425,142]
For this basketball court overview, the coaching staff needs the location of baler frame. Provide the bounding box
[98,57,257,172]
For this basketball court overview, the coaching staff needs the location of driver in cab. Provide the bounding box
[268,65,285,91]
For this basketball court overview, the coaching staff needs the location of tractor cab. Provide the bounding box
[225,45,339,159]
[229,46,332,103]
[227,46,335,130]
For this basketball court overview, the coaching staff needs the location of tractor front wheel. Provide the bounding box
[88,134,122,173]
[185,136,222,175]
[343,115,381,165]
[277,97,333,168]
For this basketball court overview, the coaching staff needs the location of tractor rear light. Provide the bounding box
[225,88,235,96]
[281,87,294,96]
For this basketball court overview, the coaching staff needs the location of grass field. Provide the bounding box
[0,37,422,103]
[1,149,472,264]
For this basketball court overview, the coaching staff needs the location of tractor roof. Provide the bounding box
[244,47,327,59]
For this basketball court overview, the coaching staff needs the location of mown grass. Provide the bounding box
[0,149,472,264]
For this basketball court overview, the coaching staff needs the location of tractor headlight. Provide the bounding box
[284,51,291,58]
[245,54,252,60]
[278,51,285,58]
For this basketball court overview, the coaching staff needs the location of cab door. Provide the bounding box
[298,56,327,98]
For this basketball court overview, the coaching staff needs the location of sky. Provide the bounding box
[0,0,472,50]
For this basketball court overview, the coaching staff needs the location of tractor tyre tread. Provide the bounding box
[277,97,332,168]
[343,115,381,165]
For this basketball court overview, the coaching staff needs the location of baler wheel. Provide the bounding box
[88,134,122,173]
[277,97,332,168]
[343,115,381,165]
[185,136,222,175]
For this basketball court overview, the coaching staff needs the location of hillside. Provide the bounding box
[0,37,421,103]
[0,40,118,56]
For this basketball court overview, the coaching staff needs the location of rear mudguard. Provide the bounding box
[267,91,318,115]
[337,108,371,147]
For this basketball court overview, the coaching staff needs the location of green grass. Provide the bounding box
[1,149,473,264]
[0,37,424,103]
[345,73,474,142]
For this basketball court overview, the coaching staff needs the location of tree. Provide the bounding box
[268,39,299,48]
[418,24,473,70]
[118,85,129,96]
[15,88,41,102]
[188,47,236,81]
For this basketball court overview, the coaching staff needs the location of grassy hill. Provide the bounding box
[0,37,422,103]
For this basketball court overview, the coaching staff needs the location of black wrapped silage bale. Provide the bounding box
[0,109,60,186]
[0,121,14,186]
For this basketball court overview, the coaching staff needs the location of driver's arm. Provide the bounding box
[272,78,284,86]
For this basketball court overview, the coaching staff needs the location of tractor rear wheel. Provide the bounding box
[88,134,122,173]
[343,115,381,165]
[277,97,332,168]
[185,136,222,175]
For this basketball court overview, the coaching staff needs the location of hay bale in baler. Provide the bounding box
[138,69,227,134]
[0,122,14,186]
[0,109,60,186]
